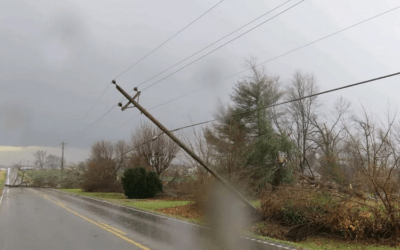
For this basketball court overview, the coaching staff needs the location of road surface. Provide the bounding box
[0,186,298,250]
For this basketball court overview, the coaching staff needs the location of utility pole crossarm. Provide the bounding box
[112,80,258,215]
[119,87,141,111]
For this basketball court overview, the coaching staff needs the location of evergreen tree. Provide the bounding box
[207,60,293,187]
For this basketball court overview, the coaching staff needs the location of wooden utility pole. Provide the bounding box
[112,80,258,215]
[61,142,67,171]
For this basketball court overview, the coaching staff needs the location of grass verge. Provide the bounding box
[59,189,398,250]
[60,189,191,211]
[249,234,398,250]
[0,170,6,194]
[295,237,398,250]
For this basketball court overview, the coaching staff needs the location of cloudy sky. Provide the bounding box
[1,0,400,166]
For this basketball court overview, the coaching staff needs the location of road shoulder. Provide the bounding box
[50,188,302,250]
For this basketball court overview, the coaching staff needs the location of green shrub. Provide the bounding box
[122,167,163,199]
[281,200,305,225]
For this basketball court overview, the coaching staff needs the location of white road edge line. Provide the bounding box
[50,189,301,250]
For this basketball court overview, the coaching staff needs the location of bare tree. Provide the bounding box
[310,97,351,183]
[90,140,114,162]
[34,150,47,170]
[180,127,217,180]
[114,140,129,175]
[131,122,180,176]
[285,71,320,173]
[45,154,61,170]
[344,106,400,235]
[90,140,128,182]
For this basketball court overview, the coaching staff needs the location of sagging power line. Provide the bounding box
[135,0,294,88]
[110,71,400,218]
[133,71,400,139]
[79,0,224,125]
[112,80,260,218]
[115,3,400,130]
[140,0,305,92]
[113,0,225,80]
[78,2,400,143]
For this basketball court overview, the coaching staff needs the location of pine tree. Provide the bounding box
[207,60,293,187]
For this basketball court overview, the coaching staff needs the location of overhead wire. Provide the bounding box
[80,86,111,124]
[157,71,400,133]
[65,4,400,159]
[118,71,400,155]
[112,88,203,133]
[135,0,294,88]
[142,0,400,92]
[113,0,225,80]
[115,3,400,131]
[79,0,224,125]
[69,105,117,144]
[140,0,306,92]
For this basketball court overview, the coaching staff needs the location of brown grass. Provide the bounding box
[259,185,400,245]
[156,204,203,220]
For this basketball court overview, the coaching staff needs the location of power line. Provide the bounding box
[97,2,400,137]
[140,0,305,91]
[152,71,400,134]
[141,1,400,93]
[69,105,117,145]
[82,105,116,133]
[80,85,111,124]
[112,88,202,133]
[122,137,155,156]
[120,72,400,155]
[113,0,225,80]
[135,0,294,88]
[107,0,304,129]
[79,0,224,125]
[240,4,400,79]
[67,105,117,147]
[112,113,140,133]
[117,3,400,123]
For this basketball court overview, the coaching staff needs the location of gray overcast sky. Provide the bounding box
[1,0,400,166]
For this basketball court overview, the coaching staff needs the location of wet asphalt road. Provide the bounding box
[0,186,298,250]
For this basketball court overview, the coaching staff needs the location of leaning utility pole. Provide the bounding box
[112,80,258,215]
[61,142,67,171]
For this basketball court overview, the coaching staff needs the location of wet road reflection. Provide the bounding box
[0,187,297,250]
[40,188,296,250]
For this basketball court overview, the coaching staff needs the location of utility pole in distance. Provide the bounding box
[61,142,67,171]
[112,80,259,217]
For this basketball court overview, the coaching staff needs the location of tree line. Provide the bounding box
[31,59,400,201]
